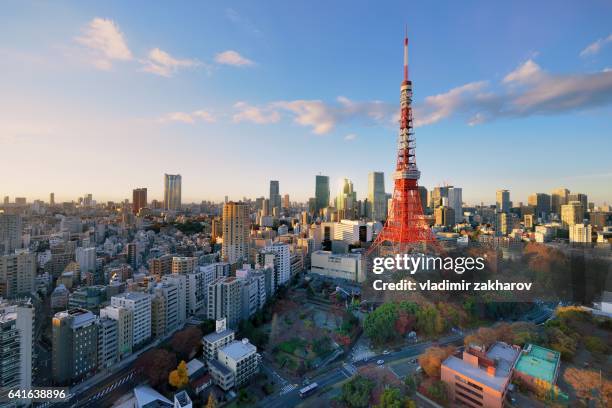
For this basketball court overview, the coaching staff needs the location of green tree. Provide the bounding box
[375,387,404,408]
[404,375,416,395]
[364,303,400,345]
[341,376,375,408]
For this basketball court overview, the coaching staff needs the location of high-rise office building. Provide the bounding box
[0,214,22,254]
[336,178,357,219]
[0,299,33,403]
[52,308,98,385]
[561,201,584,227]
[314,175,330,215]
[222,202,250,265]
[368,172,387,222]
[163,174,182,211]
[0,251,36,298]
[418,186,428,212]
[551,188,569,214]
[528,193,551,219]
[269,180,281,215]
[431,186,449,208]
[49,192,55,206]
[447,187,463,224]
[282,194,290,209]
[568,193,588,212]
[132,188,147,215]
[434,206,455,228]
[496,190,511,213]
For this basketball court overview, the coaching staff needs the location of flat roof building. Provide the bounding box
[513,344,561,397]
[441,342,520,408]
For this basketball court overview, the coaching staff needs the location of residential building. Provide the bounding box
[0,214,22,254]
[202,318,235,361]
[172,256,197,274]
[100,305,133,358]
[97,317,118,369]
[496,190,510,213]
[0,299,33,403]
[222,202,250,265]
[569,223,592,243]
[0,251,36,298]
[163,274,187,328]
[216,338,260,389]
[111,292,151,347]
[207,277,241,329]
[262,243,290,286]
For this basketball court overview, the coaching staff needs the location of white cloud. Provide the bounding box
[272,100,336,134]
[159,110,216,124]
[142,48,200,77]
[232,102,280,124]
[413,81,488,126]
[215,50,254,67]
[503,59,543,84]
[344,133,357,141]
[580,34,612,57]
[75,18,132,69]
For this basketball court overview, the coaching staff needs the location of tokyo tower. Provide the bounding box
[368,33,439,257]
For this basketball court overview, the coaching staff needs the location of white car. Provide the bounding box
[382,350,390,355]
[377,359,384,365]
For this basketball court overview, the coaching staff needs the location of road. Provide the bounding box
[258,333,464,408]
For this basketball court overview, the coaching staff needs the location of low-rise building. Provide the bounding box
[202,318,235,361]
[310,250,364,282]
[513,344,561,397]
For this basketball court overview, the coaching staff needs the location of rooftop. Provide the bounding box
[514,344,560,384]
[208,358,232,376]
[203,328,235,344]
[220,339,257,361]
[443,342,519,392]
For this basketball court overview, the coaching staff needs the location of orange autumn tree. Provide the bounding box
[168,360,189,389]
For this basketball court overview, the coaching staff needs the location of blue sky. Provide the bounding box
[1,1,611,205]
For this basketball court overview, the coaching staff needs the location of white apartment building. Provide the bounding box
[111,292,151,347]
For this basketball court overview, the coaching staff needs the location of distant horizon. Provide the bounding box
[2,1,611,205]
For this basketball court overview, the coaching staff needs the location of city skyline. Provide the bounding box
[2,1,612,204]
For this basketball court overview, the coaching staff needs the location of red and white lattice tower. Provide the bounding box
[368,33,439,257]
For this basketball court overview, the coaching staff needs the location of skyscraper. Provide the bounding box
[528,193,551,219]
[269,180,281,215]
[222,202,250,265]
[568,193,588,212]
[551,188,569,214]
[447,187,463,223]
[132,188,147,215]
[496,190,510,213]
[163,174,182,211]
[336,178,357,219]
[561,201,584,227]
[49,192,55,206]
[314,175,330,215]
[368,172,387,222]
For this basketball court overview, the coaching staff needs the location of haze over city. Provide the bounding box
[2,1,612,204]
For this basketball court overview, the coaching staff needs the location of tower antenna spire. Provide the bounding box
[403,26,408,81]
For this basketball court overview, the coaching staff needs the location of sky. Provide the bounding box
[1,1,612,206]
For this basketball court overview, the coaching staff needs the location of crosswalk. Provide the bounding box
[341,363,357,378]
[90,372,134,401]
[279,383,297,395]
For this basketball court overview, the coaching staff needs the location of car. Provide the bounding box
[410,359,417,364]
[382,350,390,355]
[376,359,384,365]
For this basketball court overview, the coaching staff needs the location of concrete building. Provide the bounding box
[495,190,510,213]
[262,243,291,287]
[528,193,551,219]
[0,299,33,403]
[164,173,182,211]
[149,254,172,277]
[153,281,179,335]
[0,214,22,254]
[368,172,387,222]
[111,292,151,347]
[0,250,36,298]
[202,318,235,361]
[171,256,197,274]
[52,308,99,385]
[331,220,373,244]
[97,317,118,369]
[569,223,592,243]
[434,206,455,228]
[100,305,133,358]
[551,188,569,214]
[185,269,205,315]
[561,201,584,227]
[222,202,250,265]
[447,187,463,224]
[75,246,96,274]
[310,250,364,283]
[207,277,242,329]
[216,338,260,389]
[162,274,187,328]
[441,342,520,408]
[132,188,147,215]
